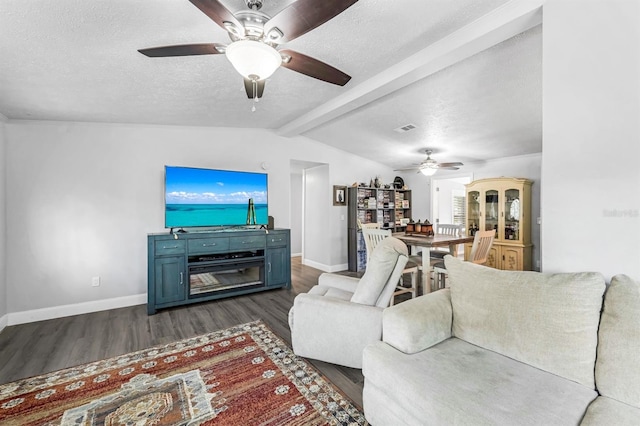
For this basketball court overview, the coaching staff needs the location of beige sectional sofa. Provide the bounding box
[362,256,640,425]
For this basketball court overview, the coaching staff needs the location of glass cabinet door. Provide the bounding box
[467,190,480,234]
[484,189,499,236]
[504,188,521,242]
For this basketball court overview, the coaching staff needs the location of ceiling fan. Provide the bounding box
[138,0,357,102]
[395,149,464,176]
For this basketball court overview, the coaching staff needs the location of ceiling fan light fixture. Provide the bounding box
[225,40,281,81]
[420,167,438,176]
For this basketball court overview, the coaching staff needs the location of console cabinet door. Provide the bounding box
[266,247,290,287]
[154,256,186,305]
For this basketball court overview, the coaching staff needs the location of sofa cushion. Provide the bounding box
[581,396,640,425]
[595,274,640,407]
[445,256,606,388]
[362,337,597,425]
[351,237,408,306]
[308,285,353,301]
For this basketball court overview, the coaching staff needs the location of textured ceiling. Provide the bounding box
[0,0,542,168]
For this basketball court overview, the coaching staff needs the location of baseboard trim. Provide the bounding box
[0,314,8,334]
[7,294,147,326]
[302,259,348,273]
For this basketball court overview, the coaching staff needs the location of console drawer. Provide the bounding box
[188,237,230,255]
[154,240,186,256]
[229,235,266,251]
[267,232,289,247]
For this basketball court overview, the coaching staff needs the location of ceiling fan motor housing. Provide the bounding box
[229,11,271,42]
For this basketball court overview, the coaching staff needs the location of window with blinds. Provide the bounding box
[452,194,466,226]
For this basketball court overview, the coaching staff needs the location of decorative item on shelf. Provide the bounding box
[369,178,374,188]
[393,176,404,189]
[333,185,347,206]
[374,176,381,188]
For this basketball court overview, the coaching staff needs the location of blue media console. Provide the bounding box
[147,229,291,314]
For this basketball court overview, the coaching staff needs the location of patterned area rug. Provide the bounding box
[0,320,368,425]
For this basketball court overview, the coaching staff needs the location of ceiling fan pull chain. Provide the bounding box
[253,79,259,102]
[251,79,259,112]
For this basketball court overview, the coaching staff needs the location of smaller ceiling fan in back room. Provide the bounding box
[138,0,358,109]
[394,149,464,176]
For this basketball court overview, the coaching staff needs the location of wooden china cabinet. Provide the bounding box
[464,177,533,271]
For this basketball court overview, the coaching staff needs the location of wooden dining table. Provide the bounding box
[393,233,474,294]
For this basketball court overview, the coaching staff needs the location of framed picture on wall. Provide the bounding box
[333,185,347,206]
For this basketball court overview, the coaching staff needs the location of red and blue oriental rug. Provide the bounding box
[0,320,367,425]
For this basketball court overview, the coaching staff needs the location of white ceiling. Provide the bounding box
[0,0,542,169]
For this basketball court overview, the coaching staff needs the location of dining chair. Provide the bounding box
[358,219,381,230]
[430,224,464,259]
[432,230,495,289]
[361,227,419,305]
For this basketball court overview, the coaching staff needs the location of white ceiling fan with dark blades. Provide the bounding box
[394,149,464,176]
[138,0,357,102]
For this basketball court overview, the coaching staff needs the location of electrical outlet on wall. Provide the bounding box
[92,276,101,287]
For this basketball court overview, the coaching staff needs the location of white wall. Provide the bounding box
[404,153,542,270]
[289,171,302,256]
[0,118,7,329]
[542,0,640,278]
[5,120,393,319]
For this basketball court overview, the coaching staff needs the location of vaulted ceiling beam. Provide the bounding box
[276,0,544,137]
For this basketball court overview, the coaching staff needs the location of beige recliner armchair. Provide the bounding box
[288,237,409,368]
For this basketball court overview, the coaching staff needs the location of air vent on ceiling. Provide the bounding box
[394,123,417,133]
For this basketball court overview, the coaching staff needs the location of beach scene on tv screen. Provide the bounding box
[165,167,268,228]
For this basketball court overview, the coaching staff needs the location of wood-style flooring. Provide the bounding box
[0,257,366,406]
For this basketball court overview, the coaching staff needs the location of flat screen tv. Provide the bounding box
[165,166,268,229]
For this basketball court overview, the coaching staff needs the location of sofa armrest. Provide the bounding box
[317,273,360,293]
[383,289,453,354]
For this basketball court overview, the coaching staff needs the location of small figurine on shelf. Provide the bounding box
[374,176,381,188]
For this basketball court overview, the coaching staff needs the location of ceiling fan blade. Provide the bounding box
[437,162,464,168]
[264,0,359,44]
[138,43,225,57]
[393,167,420,172]
[189,0,243,32]
[280,49,351,86]
[438,166,461,171]
[243,78,265,99]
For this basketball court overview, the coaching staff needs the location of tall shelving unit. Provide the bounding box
[347,186,412,272]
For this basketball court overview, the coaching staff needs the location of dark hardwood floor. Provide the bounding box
[0,257,366,406]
